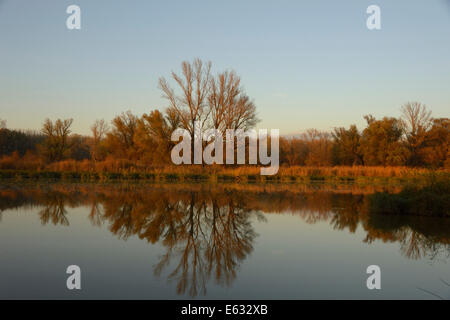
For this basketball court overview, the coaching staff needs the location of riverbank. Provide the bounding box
[368,173,450,217]
[1,173,448,218]
[0,166,447,185]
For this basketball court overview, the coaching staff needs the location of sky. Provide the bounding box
[0,0,449,135]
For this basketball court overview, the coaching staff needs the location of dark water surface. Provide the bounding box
[0,183,449,299]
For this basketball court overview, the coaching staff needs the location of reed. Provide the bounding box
[0,163,447,184]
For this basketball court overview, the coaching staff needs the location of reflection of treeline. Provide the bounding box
[1,183,262,297]
[0,60,448,172]
[0,182,401,212]
[1,184,448,262]
[363,215,450,260]
[1,184,448,297]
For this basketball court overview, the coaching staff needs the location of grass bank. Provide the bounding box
[368,173,450,217]
[0,166,446,185]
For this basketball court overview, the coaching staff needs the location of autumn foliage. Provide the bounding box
[0,61,448,176]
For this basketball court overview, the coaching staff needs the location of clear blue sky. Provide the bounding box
[1,0,449,135]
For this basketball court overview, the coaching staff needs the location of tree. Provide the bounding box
[208,70,240,132]
[279,137,308,166]
[105,111,138,159]
[223,94,258,131]
[208,70,258,132]
[68,134,90,160]
[420,118,450,167]
[400,102,432,166]
[90,119,109,162]
[302,129,333,166]
[359,116,407,166]
[40,118,74,162]
[206,70,259,165]
[0,119,6,129]
[134,109,180,164]
[0,129,45,157]
[159,58,212,161]
[332,125,363,165]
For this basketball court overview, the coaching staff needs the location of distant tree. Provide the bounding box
[0,119,6,129]
[400,102,433,166]
[68,134,91,160]
[105,111,138,159]
[420,118,450,168]
[280,137,308,166]
[0,129,45,157]
[332,125,363,165]
[40,118,74,162]
[90,119,109,162]
[359,115,407,166]
[134,109,180,164]
[302,129,333,166]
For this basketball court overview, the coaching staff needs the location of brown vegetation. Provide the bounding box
[0,60,448,176]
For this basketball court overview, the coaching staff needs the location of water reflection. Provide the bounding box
[97,188,262,296]
[0,183,449,296]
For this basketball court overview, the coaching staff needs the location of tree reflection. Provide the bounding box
[38,191,69,226]
[93,186,263,296]
[0,183,448,296]
[363,213,450,260]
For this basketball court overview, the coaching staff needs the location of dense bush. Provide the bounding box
[368,173,450,217]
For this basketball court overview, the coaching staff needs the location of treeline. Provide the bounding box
[1,103,448,171]
[281,105,449,168]
[0,104,448,171]
[0,59,448,171]
[0,128,45,157]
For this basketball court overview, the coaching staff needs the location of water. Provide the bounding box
[0,183,449,299]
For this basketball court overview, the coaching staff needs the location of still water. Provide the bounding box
[0,183,449,299]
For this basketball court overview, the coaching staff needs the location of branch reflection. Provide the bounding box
[0,183,448,296]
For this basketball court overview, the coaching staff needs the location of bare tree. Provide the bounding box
[224,94,258,131]
[208,71,241,132]
[159,58,212,159]
[0,118,6,129]
[208,70,258,132]
[401,102,432,136]
[400,102,432,165]
[90,119,109,162]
